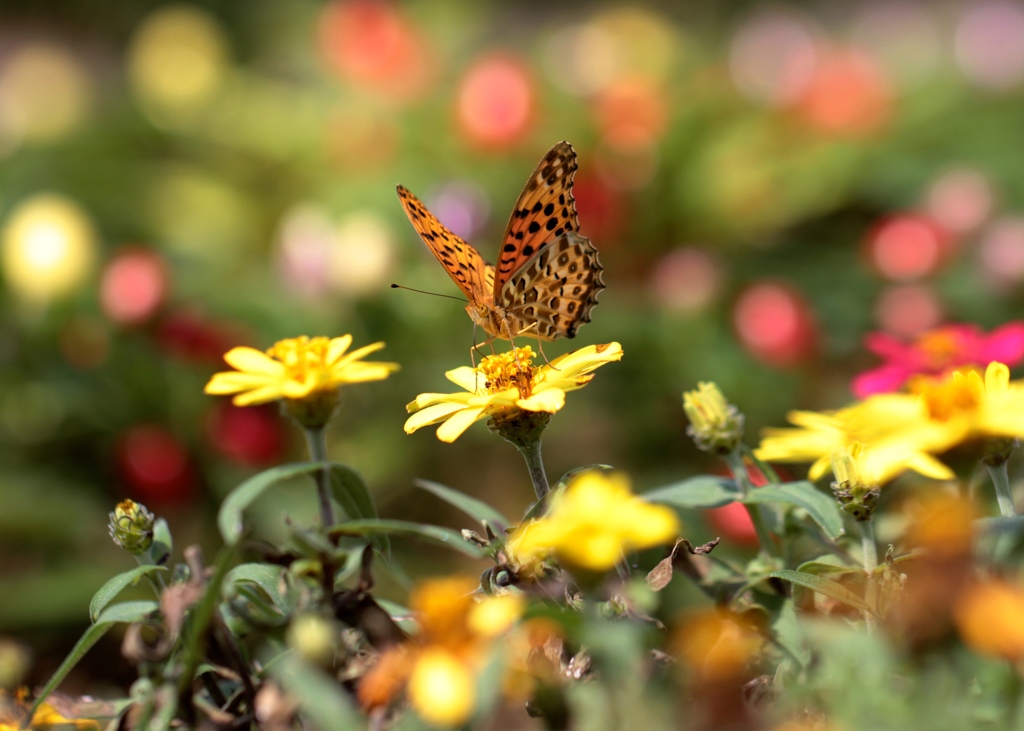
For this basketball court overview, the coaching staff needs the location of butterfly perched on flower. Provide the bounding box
[397,141,605,344]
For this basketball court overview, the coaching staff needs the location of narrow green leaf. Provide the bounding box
[416,479,509,530]
[744,481,844,540]
[329,520,486,558]
[28,601,157,721]
[218,462,329,544]
[770,570,870,613]
[270,654,366,731]
[643,476,741,508]
[795,561,861,578]
[553,464,614,491]
[89,565,167,622]
[151,517,173,565]
[328,464,388,555]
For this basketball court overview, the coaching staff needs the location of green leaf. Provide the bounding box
[151,517,172,565]
[329,464,388,555]
[218,462,328,544]
[643,476,741,508]
[225,563,289,613]
[770,570,870,613]
[28,601,157,721]
[553,464,614,491]
[744,481,844,540]
[89,565,167,622]
[329,520,486,558]
[416,479,509,530]
[270,654,366,730]
[795,560,861,578]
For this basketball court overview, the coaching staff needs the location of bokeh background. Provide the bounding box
[4,0,1024,694]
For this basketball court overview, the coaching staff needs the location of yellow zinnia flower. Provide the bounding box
[757,362,1024,484]
[404,343,623,443]
[508,471,679,573]
[357,576,525,728]
[205,335,398,407]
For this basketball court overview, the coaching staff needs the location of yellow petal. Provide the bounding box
[334,341,387,368]
[408,649,475,728]
[516,389,565,413]
[223,346,285,375]
[204,371,273,395]
[404,403,470,433]
[232,384,288,406]
[446,366,483,392]
[986,361,1010,393]
[436,406,487,442]
[326,334,355,363]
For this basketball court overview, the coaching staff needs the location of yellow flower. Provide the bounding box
[683,382,744,454]
[0,690,99,730]
[404,343,623,443]
[357,576,525,728]
[757,363,1024,484]
[955,580,1024,662]
[508,471,679,573]
[204,335,398,407]
[674,609,762,681]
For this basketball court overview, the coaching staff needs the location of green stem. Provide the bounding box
[861,519,879,633]
[304,428,335,529]
[724,449,775,559]
[304,427,336,597]
[516,437,551,503]
[988,461,1017,518]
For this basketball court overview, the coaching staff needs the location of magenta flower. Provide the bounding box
[852,322,1024,398]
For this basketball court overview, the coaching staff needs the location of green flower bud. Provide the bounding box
[287,613,338,667]
[683,382,744,455]
[108,499,155,554]
[830,443,881,522]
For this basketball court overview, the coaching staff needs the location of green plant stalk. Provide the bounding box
[304,428,335,528]
[988,461,1017,518]
[516,437,551,503]
[861,519,879,632]
[724,449,775,559]
[304,427,336,596]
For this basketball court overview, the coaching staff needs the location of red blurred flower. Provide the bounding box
[572,172,627,246]
[155,310,248,365]
[456,54,535,149]
[318,0,432,101]
[864,214,954,282]
[206,402,286,466]
[100,248,168,325]
[706,463,782,548]
[733,282,817,367]
[116,425,196,505]
[852,322,1024,398]
[792,47,893,136]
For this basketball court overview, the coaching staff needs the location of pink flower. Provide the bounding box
[852,322,1024,398]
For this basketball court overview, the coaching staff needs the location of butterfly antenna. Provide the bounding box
[390,284,468,303]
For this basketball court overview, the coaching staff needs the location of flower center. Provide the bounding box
[916,328,962,369]
[909,368,982,421]
[266,336,332,385]
[479,347,536,399]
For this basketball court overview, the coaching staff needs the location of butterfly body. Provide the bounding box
[397,141,604,343]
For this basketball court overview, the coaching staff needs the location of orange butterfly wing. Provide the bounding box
[493,141,580,297]
[396,185,495,305]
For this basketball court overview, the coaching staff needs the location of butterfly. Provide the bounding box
[397,141,605,345]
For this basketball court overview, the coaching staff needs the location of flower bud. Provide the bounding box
[287,613,338,667]
[683,382,744,455]
[830,443,881,521]
[108,499,155,554]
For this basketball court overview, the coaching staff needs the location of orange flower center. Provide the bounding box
[479,347,536,399]
[909,369,981,421]
[916,328,962,369]
[265,336,332,382]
